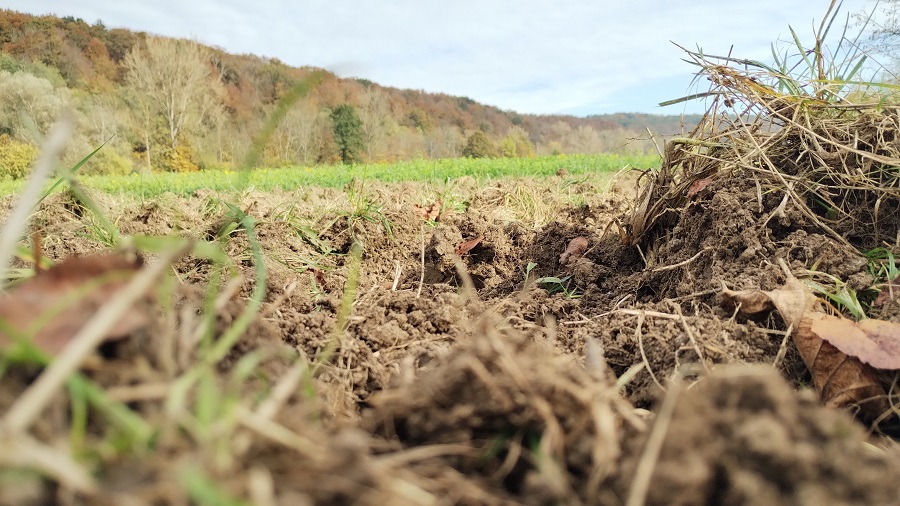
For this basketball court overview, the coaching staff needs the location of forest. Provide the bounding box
[0,9,698,178]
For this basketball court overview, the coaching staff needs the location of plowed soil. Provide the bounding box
[2,171,899,505]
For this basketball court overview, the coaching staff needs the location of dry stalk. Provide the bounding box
[634,311,666,393]
[0,113,74,283]
[625,372,682,506]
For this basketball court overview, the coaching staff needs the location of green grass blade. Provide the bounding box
[789,25,815,77]
[39,134,114,204]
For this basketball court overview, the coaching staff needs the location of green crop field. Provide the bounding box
[0,153,659,198]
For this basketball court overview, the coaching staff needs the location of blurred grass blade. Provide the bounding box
[40,134,115,203]
[0,113,73,284]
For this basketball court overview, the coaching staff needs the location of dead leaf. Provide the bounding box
[310,268,328,291]
[719,274,890,421]
[721,276,812,324]
[793,316,889,420]
[559,236,589,266]
[809,313,900,369]
[762,276,814,327]
[455,236,483,256]
[0,252,148,356]
[687,178,711,198]
[412,199,442,222]
[720,287,775,316]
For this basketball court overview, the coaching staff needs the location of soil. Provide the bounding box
[1,171,899,505]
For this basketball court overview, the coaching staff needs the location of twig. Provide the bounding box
[773,323,794,368]
[670,302,710,373]
[634,311,665,392]
[234,405,320,458]
[646,127,664,158]
[616,308,679,320]
[233,359,309,457]
[416,224,425,298]
[651,247,711,272]
[260,279,298,318]
[0,432,96,494]
[392,261,402,291]
[626,372,682,506]
[189,275,243,344]
[375,444,479,467]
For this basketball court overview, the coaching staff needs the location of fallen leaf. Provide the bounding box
[762,276,813,327]
[719,273,890,422]
[793,316,889,420]
[720,287,775,316]
[559,236,589,266]
[687,178,712,197]
[412,199,442,221]
[310,268,328,290]
[456,236,483,256]
[809,313,900,369]
[0,252,148,356]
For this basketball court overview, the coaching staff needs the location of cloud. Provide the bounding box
[4,0,873,115]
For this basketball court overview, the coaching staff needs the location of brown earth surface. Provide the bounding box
[1,170,899,505]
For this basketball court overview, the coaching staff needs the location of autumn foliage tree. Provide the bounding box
[124,36,223,171]
[0,8,678,178]
[462,130,496,158]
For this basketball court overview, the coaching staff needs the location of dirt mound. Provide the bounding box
[2,165,900,504]
[365,316,633,504]
[618,365,900,506]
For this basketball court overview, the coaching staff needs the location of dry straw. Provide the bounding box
[630,0,900,253]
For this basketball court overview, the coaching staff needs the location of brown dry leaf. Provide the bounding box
[720,274,890,421]
[412,199,441,221]
[762,276,813,327]
[809,314,900,369]
[793,317,889,420]
[721,276,811,324]
[455,236,483,256]
[310,268,328,291]
[687,177,712,198]
[873,276,899,307]
[0,252,148,356]
[720,287,776,316]
[559,236,589,266]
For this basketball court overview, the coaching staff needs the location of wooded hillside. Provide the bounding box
[0,9,699,177]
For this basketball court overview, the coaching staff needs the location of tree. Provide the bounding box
[271,100,324,165]
[331,104,365,164]
[424,125,463,159]
[0,70,70,140]
[462,130,495,158]
[124,36,223,153]
[498,125,534,158]
[358,88,392,161]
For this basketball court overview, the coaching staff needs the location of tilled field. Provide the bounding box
[2,167,899,505]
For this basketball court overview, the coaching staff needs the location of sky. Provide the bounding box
[2,0,876,116]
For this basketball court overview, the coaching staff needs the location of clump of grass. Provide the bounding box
[0,72,400,503]
[633,0,900,254]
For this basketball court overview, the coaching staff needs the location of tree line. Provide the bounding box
[0,9,676,179]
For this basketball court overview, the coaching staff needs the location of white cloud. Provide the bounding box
[3,0,874,114]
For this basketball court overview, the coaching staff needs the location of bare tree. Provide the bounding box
[424,125,463,159]
[358,88,392,161]
[124,36,223,152]
[273,100,322,165]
